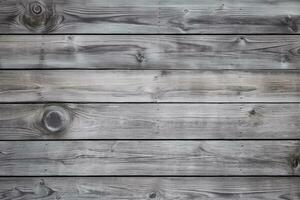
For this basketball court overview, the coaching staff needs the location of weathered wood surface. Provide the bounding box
[0,141,300,175]
[0,70,299,103]
[1,0,300,33]
[1,35,300,69]
[0,104,299,140]
[1,177,300,200]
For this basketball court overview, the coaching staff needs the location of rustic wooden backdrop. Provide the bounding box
[0,0,300,199]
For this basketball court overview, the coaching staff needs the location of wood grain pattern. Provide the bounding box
[1,35,300,69]
[1,0,300,33]
[1,0,300,195]
[0,141,300,176]
[0,70,299,103]
[0,104,299,140]
[1,177,300,200]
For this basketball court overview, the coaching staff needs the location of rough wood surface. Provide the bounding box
[0,104,299,140]
[1,35,300,69]
[0,70,299,103]
[1,0,300,194]
[1,0,300,33]
[1,177,300,200]
[0,141,300,175]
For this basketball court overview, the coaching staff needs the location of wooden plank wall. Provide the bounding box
[0,0,300,199]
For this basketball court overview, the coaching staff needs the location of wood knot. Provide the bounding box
[292,159,299,169]
[237,36,248,46]
[136,52,145,63]
[281,54,290,63]
[149,192,157,199]
[284,15,298,32]
[39,179,45,185]
[290,156,299,169]
[20,0,64,32]
[42,106,70,134]
[288,154,300,172]
[248,109,256,116]
[30,2,44,15]
[183,8,190,14]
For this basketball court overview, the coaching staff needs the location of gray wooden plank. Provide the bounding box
[0,0,300,33]
[1,35,300,69]
[1,177,300,200]
[0,70,299,103]
[0,104,299,140]
[0,141,300,175]
[0,0,159,34]
[159,0,300,34]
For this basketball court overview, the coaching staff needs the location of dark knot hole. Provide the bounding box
[30,3,43,15]
[42,106,69,134]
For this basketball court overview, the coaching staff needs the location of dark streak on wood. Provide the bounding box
[0,104,299,139]
[0,141,300,175]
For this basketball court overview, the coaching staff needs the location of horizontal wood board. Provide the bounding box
[0,103,299,139]
[0,141,300,176]
[0,70,299,103]
[1,0,300,196]
[1,177,300,199]
[1,35,300,69]
[1,0,300,33]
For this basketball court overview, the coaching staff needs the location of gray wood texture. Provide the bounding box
[1,35,300,69]
[0,35,300,69]
[1,141,300,176]
[0,104,299,140]
[0,70,299,103]
[1,0,300,195]
[1,177,300,200]
[1,0,300,33]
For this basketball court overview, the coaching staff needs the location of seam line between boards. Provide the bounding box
[1,175,300,178]
[1,33,300,36]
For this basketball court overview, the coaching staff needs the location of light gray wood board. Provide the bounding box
[1,35,300,69]
[1,177,300,200]
[0,104,299,140]
[1,141,300,175]
[0,70,299,103]
[1,0,300,33]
